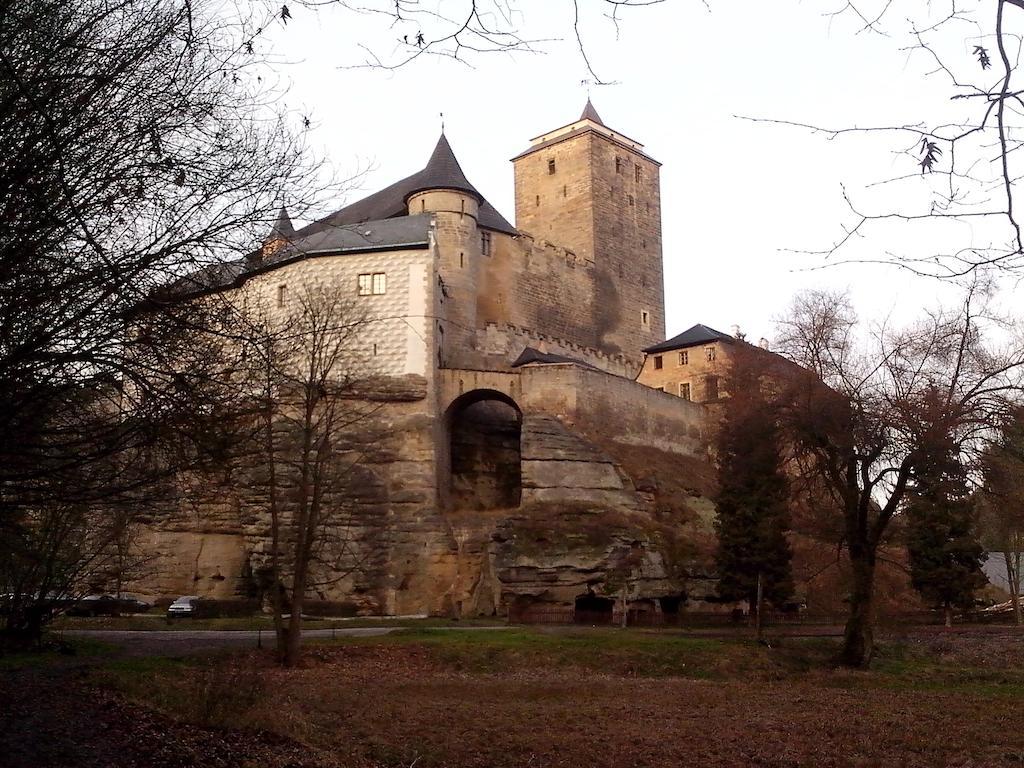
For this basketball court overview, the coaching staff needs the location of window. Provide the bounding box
[706,376,719,401]
[653,355,663,370]
[679,383,691,401]
[547,158,556,175]
[635,165,642,183]
[641,310,650,328]
[679,350,688,365]
[535,194,540,206]
[615,157,623,173]
[358,272,386,296]
[481,230,492,256]
[563,184,567,197]
[276,284,287,307]
[628,194,634,206]
[459,252,464,268]
[705,345,716,362]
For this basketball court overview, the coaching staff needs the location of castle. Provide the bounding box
[140,101,747,619]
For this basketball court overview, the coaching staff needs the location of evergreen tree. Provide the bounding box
[906,439,987,627]
[713,347,794,615]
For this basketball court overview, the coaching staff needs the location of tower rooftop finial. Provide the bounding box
[580,97,604,126]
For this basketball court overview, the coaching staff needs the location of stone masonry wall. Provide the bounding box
[519,364,705,457]
[588,133,665,357]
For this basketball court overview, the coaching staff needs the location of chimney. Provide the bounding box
[731,324,745,341]
[759,337,770,350]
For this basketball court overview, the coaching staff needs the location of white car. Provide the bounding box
[166,595,201,619]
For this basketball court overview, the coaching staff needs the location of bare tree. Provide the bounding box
[759,1,1024,276]
[234,286,379,667]
[0,0,330,644]
[300,0,667,85]
[775,286,1024,667]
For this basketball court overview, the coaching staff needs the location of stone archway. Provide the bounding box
[444,389,522,511]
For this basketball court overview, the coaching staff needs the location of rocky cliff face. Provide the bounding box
[126,374,719,618]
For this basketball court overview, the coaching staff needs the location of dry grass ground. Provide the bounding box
[81,626,1024,768]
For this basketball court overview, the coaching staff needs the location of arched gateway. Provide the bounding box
[443,389,522,511]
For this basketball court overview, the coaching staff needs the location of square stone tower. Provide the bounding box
[512,100,666,357]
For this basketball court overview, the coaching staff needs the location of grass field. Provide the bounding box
[73,625,1024,768]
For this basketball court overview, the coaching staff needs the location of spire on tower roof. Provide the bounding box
[266,205,295,242]
[404,132,483,202]
[579,98,604,126]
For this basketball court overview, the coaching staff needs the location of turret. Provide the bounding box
[407,134,484,363]
[261,205,295,260]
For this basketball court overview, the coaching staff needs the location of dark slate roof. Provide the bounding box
[510,346,601,371]
[580,98,604,125]
[296,134,516,237]
[169,215,432,297]
[407,133,481,200]
[266,205,295,240]
[168,133,515,299]
[643,324,735,354]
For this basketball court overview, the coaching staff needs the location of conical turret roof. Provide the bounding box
[266,205,295,241]
[404,133,483,202]
[579,98,604,126]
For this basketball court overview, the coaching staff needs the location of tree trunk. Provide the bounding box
[840,547,876,668]
[754,571,764,644]
[284,591,304,667]
[262,389,286,658]
[1006,549,1022,625]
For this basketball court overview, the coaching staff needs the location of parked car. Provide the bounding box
[67,594,152,617]
[166,595,202,619]
[116,595,153,614]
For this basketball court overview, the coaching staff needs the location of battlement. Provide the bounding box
[511,230,594,270]
[478,322,640,378]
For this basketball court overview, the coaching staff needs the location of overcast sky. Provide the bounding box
[264,1,1019,344]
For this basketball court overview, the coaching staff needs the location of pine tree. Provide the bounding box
[906,440,987,627]
[713,347,794,620]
